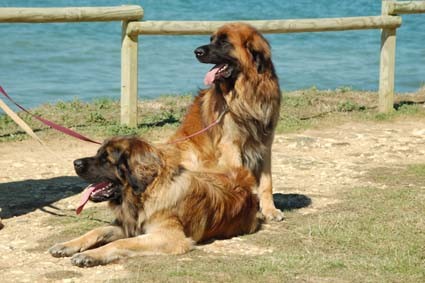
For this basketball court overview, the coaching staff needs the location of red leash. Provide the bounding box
[0,86,101,145]
[0,86,227,146]
[166,108,227,145]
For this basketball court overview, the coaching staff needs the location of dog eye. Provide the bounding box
[216,40,230,48]
[98,152,108,163]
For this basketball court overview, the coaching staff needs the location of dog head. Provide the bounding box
[194,23,275,87]
[74,137,163,204]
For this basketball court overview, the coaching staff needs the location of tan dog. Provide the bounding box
[170,23,283,221]
[49,137,260,267]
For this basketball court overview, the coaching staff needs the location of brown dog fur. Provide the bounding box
[169,23,283,221]
[49,137,260,267]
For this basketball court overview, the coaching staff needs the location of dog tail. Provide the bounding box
[226,168,259,217]
[230,167,256,190]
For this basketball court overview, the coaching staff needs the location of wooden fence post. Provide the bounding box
[379,0,397,113]
[121,20,138,127]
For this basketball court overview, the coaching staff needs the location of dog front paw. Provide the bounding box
[262,207,284,222]
[71,253,103,267]
[49,243,80,258]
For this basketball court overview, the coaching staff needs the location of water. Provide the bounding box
[1,0,424,108]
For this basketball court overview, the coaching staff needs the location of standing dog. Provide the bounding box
[49,137,260,267]
[169,23,283,221]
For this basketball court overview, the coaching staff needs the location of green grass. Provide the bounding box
[31,206,114,253]
[38,164,425,282]
[0,94,192,142]
[1,88,425,143]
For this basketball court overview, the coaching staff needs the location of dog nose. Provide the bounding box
[194,47,205,58]
[73,159,86,173]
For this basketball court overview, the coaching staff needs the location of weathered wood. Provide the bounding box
[379,28,397,112]
[121,20,138,127]
[388,1,425,15]
[127,16,402,36]
[379,1,397,113]
[0,6,143,23]
[0,97,45,145]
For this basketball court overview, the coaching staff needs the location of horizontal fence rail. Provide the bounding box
[388,0,425,14]
[127,16,402,36]
[0,6,143,23]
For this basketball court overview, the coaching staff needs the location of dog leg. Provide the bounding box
[70,223,193,267]
[258,147,284,222]
[49,225,125,258]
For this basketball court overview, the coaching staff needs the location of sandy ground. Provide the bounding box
[1,120,425,282]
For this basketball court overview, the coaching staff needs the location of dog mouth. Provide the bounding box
[204,64,234,86]
[76,181,120,214]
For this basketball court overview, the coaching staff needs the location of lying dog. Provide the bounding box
[49,137,260,267]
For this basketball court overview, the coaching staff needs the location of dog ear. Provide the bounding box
[251,50,269,74]
[117,156,141,193]
[117,145,161,195]
[247,33,272,74]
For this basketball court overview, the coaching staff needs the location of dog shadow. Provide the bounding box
[273,193,312,211]
[0,177,311,220]
[0,176,86,219]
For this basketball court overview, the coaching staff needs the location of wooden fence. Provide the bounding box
[0,1,424,127]
[0,6,143,22]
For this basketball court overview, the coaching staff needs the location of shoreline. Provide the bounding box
[1,87,425,143]
[3,86,425,109]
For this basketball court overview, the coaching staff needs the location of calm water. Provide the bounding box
[1,0,424,107]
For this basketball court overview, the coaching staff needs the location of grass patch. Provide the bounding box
[367,164,425,188]
[280,88,425,133]
[0,94,192,142]
[1,88,425,142]
[44,271,82,280]
[32,206,113,252]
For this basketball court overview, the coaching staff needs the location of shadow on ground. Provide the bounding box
[0,178,311,219]
[273,193,312,211]
[0,176,86,219]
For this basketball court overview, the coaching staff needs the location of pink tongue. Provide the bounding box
[204,66,220,86]
[75,182,109,215]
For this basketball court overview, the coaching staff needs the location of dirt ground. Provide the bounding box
[1,119,425,282]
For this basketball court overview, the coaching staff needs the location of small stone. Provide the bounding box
[12,162,24,168]
[177,257,193,262]
[412,129,425,136]
[332,142,350,147]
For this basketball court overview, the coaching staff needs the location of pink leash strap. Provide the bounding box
[166,107,228,145]
[0,86,101,145]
